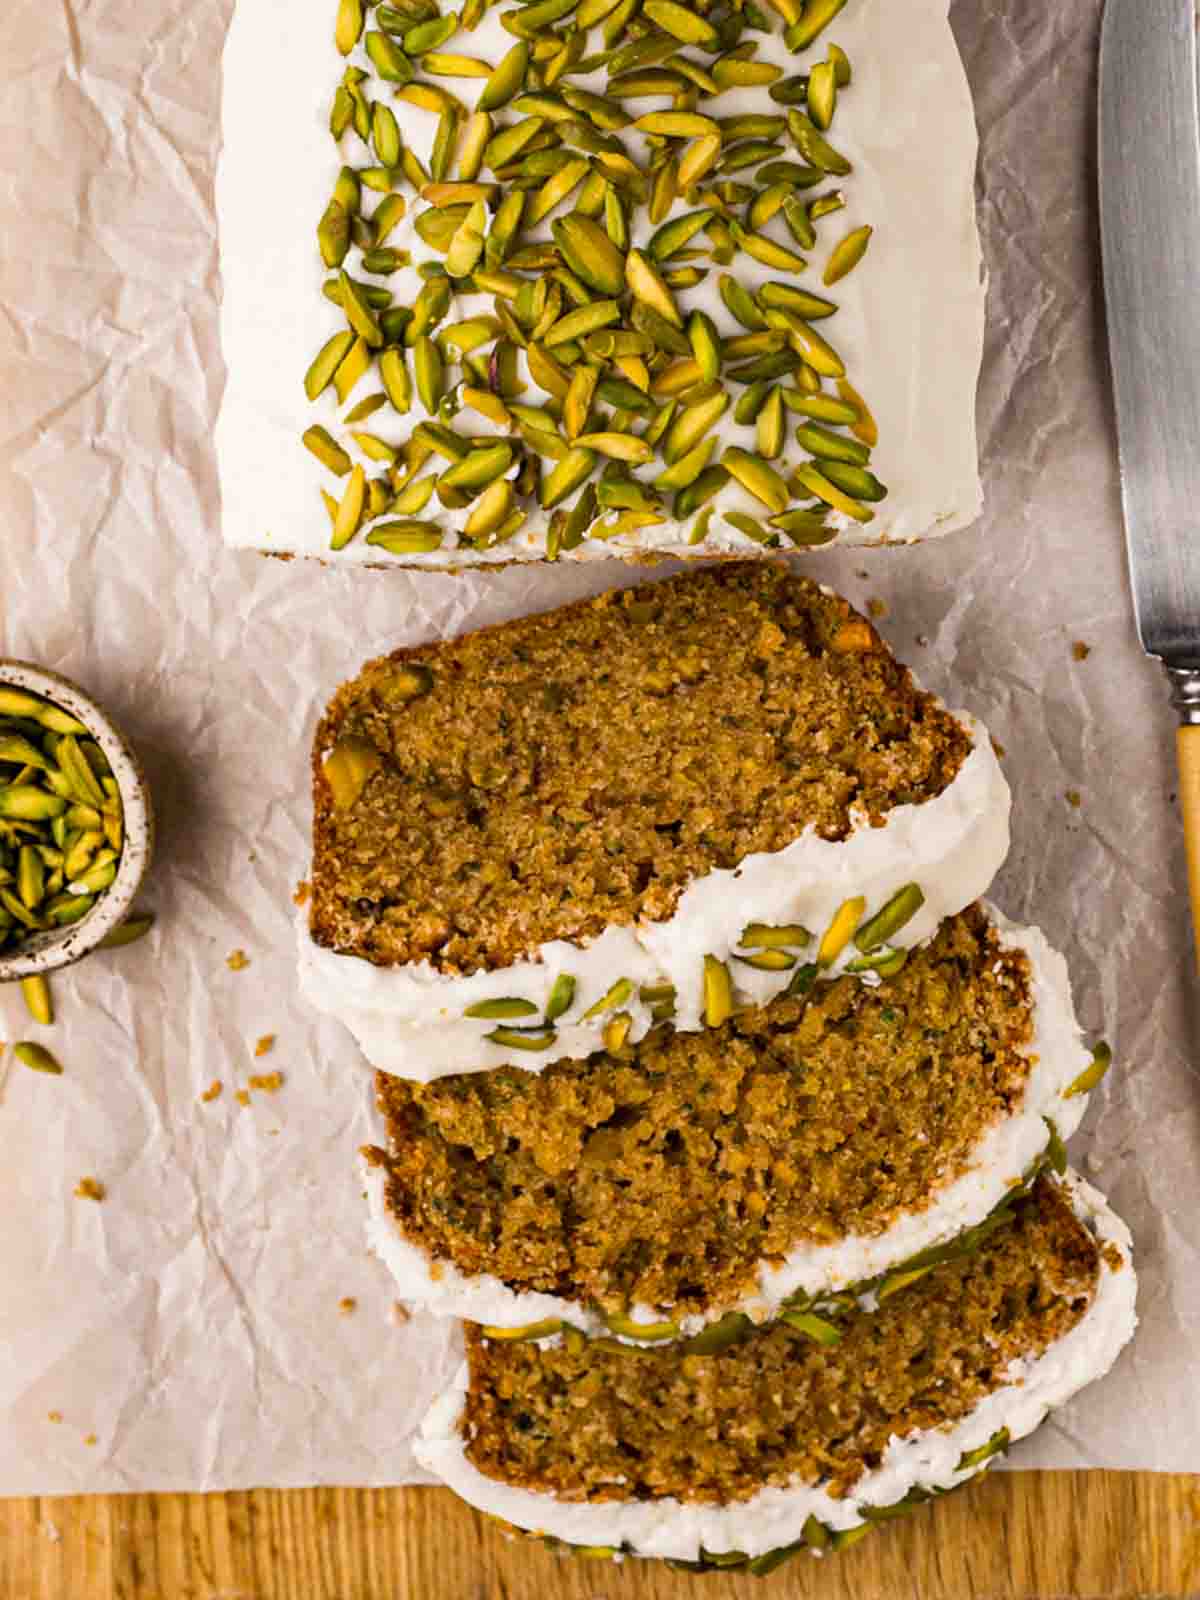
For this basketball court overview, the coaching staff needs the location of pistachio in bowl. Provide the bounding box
[0,661,153,988]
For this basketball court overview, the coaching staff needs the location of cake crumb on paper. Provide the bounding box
[226,949,249,972]
[867,597,887,619]
[74,1178,105,1202]
[235,1090,251,1108]
[1072,640,1091,661]
[991,738,1007,760]
[249,1071,284,1094]
[391,1301,411,1326]
[1066,790,1082,809]
[47,1411,62,1424]
[200,1080,223,1103]
[83,1434,97,1447]
[254,1034,276,1057]
[293,880,311,906]
[338,1297,357,1316]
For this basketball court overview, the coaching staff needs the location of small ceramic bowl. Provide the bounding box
[0,660,154,979]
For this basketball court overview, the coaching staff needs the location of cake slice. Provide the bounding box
[301,564,1010,1075]
[414,1171,1136,1570]
[216,0,985,564]
[362,903,1110,1333]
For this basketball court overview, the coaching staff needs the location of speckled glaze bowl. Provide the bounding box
[0,660,153,979]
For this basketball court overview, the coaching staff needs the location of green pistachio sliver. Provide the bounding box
[824,222,872,285]
[365,30,413,83]
[335,0,364,55]
[372,102,402,169]
[647,210,717,264]
[477,41,530,111]
[729,222,807,273]
[784,0,848,49]
[687,311,721,383]
[702,954,733,1027]
[544,300,621,348]
[481,1318,565,1341]
[330,463,366,550]
[957,1428,1011,1473]
[379,347,412,415]
[0,734,52,771]
[807,59,837,129]
[339,271,384,348]
[794,461,873,521]
[642,2,719,47]
[817,896,865,966]
[746,1540,807,1576]
[722,448,790,513]
[683,1312,753,1356]
[820,461,889,502]
[581,976,635,1019]
[757,386,785,459]
[788,109,852,175]
[734,948,794,972]
[539,447,594,508]
[14,1042,62,1075]
[718,273,768,332]
[20,973,53,1024]
[365,520,445,554]
[654,437,716,492]
[0,787,67,821]
[604,1311,680,1342]
[464,996,541,1020]
[741,922,811,950]
[855,885,926,953]
[794,422,872,467]
[781,1309,842,1345]
[553,214,626,295]
[543,973,577,1022]
[663,390,728,464]
[1044,1117,1069,1176]
[344,394,388,426]
[302,425,353,477]
[786,391,860,424]
[485,1024,559,1051]
[412,336,445,413]
[1065,1041,1113,1098]
[317,199,351,269]
[441,442,514,491]
[758,280,838,320]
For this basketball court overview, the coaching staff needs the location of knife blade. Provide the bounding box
[1099,0,1200,960]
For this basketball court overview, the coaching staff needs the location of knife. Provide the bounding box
[1099,0,1200,963]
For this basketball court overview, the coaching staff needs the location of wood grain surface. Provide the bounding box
[2,1474,1197,1600]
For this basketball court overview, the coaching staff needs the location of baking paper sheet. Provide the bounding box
[0,0,1193,1494]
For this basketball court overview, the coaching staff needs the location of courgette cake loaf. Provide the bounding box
[415,1171,1137,1568]
[362,903,1110,1334]
[215,0,985,564]
[299,564,1011,1075]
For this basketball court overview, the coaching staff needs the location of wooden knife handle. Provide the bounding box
[1178,725,1200,969]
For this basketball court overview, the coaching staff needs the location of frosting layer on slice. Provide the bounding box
[414,1172,1136,1566]
[363,905,1100,1334]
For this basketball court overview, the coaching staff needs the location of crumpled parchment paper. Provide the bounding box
[0,0,1191,1494]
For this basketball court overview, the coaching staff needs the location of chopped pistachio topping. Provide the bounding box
[0,688,125,953]
[304,1,886,555]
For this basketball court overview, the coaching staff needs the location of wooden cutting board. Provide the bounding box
[2,1474,1197,1598]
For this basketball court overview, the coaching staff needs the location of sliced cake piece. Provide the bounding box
[415,1171,1136,1570]
[301,564,1009,1075]
[362,904,1109,1335]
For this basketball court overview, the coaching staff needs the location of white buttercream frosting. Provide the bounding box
[413,1171,1136,1562]
[299,710,1010,1077]
[364,901,1098,1333]
[215,0,985,562]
